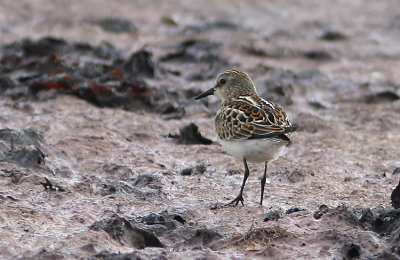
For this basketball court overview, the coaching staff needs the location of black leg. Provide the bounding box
[227,158,250,206]
[260,162,267,205]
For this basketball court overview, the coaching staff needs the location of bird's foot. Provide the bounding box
[226,194,245,206]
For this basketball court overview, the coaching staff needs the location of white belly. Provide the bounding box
[218,138,287,163]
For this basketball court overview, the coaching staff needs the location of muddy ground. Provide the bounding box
[1,0,400,259]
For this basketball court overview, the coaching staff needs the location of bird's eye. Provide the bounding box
[219,78,226,85]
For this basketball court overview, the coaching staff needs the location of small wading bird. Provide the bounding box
[195,70,298,206]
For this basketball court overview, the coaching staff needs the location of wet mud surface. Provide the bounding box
[1,0,400,259]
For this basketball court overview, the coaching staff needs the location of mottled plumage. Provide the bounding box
[215,94,295,142]
[195,69,298,206]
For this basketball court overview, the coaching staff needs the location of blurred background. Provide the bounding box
[1,1,400,259]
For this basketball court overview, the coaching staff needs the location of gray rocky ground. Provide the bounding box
[1,1,400,259]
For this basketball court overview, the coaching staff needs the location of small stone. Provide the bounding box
[264,210,282,222]
[320,29,347,41]
[180,168,193,176]
[303,50,332,61]
[391,180,400,209]
[173,123,213,145]
[286,207,301,214]
[343,243,360,259]
[123,49,156,78]
[313,204,329,219]
[180,164,207,176]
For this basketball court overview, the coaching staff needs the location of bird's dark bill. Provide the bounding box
[194,87,215,100]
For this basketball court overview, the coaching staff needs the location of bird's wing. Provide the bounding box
[215,95,298,141]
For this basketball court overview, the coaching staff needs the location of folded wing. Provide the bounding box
[215,95,299,142]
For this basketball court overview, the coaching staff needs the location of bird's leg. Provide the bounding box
[260,162,268,205]
[227,158,249,206]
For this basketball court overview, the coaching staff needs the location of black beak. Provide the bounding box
[194,87,215,100]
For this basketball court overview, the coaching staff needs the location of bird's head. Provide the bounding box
[194,70,257,102]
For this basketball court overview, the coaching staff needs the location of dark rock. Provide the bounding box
[139,211,186,233]
[141,213,166,225]
[242,44,292,59]
[90,250,144,260]
[307,100,330,109]
[320,204,400,238]
[359,208,374,223]
[123,50,155,78]
[79,243,96,254]
[263,209,283,222]
[180,164,207,176]
[173,215,186,224]
[135,211,188,239]
[313,204,329,219]
[90,215,164,249]
[30,76,153,110]
[161,16,179,26]
[10,145,46,166]
[391,180,400,209]
[320,29,347,41]
[364,91,399,104]
[159,39,228,80]
[1,38,156,110]
[286,207,302,214]
[0,128,43,147]
[393,168,400,175]
[96,18,137,33]
[71,42,94,53]
[40,177,65,192]
[92,80,153,108]
[318,204,329,212]
[170,123,212,145]
[21,37,69,57]
[0,128,46,167]
[303,50,332,60]
[0,37,184,115]
[180,168,192,176]
[343,243,361,259]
